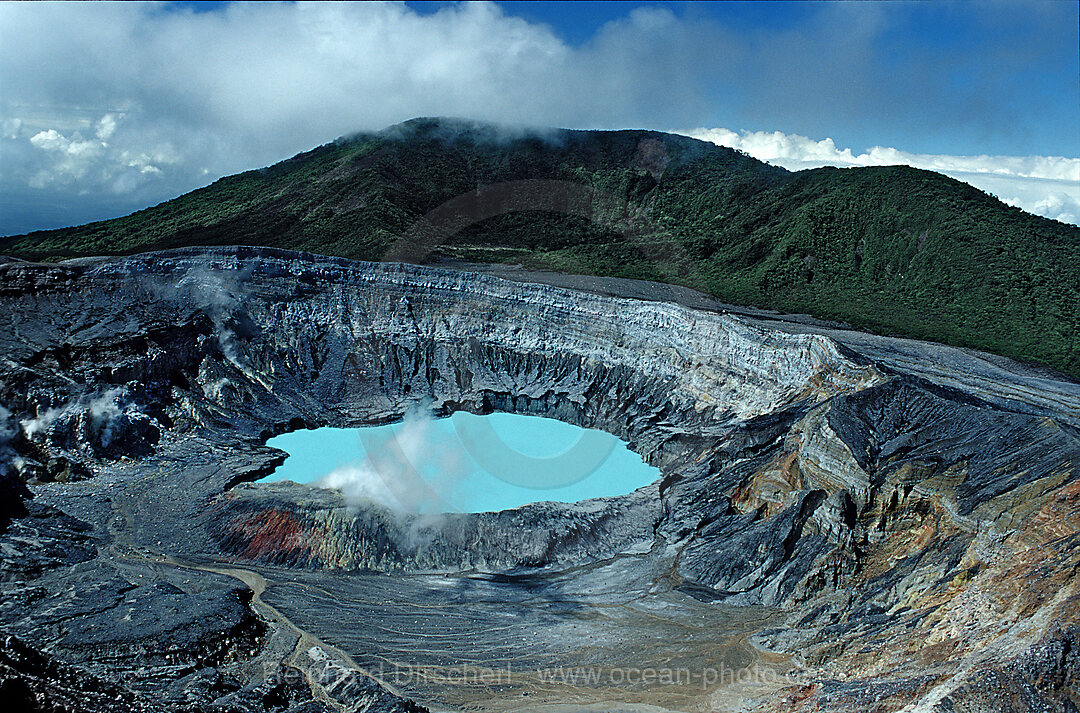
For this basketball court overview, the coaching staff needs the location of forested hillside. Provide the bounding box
[4,118,1077,377]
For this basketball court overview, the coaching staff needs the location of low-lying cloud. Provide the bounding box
[681,127,1080,225]
[26,114,174,189]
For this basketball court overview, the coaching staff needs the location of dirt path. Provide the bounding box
[104,493,412,712]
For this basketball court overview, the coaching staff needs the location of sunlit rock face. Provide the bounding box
[0,246,1078,713]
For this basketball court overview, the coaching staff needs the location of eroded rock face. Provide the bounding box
[0,246,1077,712]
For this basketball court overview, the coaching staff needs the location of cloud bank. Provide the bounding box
[681,128,1080,225]
[0,1,1076,234]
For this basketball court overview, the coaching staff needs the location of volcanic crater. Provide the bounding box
[1,246,1078,712]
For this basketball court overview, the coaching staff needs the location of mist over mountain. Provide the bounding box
[4,117,1078,377]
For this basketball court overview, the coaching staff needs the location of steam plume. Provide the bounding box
[314,408,467,516]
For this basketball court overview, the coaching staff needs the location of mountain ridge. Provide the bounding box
[3,117,1078,377]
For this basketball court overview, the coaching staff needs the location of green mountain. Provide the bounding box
[3,117,1078,377]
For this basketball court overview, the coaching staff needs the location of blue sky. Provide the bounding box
[477,0,1080,157]
[1,0,1077,235]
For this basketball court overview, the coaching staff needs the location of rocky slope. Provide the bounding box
[0,246,1077,712]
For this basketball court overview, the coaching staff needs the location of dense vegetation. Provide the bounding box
[3,118,1078,377]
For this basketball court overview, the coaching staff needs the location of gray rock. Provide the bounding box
[0,246,1077,712]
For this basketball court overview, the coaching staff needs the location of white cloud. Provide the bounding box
[28,127,106,186]
[96,113,118,142]
[0,2,1075,234]
[2,117,22,140]
[681,127,1080,225]
[1026,194,1078,226]
[23,113,179,191]
[2,1,701,232]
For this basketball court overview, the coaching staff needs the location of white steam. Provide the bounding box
[0,404,15,447]
[171,265,252,369]
[20,387,137,449]
[201,377,233,401]
[317,464,407,511]
[0,405,16,477]
[85,389,126,450]
[20,405,64,440]
[313,409,468,515]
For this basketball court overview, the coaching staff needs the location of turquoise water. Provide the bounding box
[260,412,660,513]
